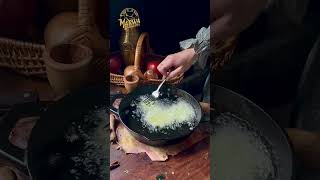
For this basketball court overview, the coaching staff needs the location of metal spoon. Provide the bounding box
[152,74,169,98]
[143,72,170,105]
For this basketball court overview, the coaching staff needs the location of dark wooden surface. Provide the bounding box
[110,138,210,180]
[0,69,210,180]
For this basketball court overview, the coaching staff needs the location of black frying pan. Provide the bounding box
[0,84,109,180]
[212,85,295,180]
[110,84,205,146]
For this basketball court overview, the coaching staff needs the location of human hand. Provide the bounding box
[157,48,196,79]
[212,0,268,42]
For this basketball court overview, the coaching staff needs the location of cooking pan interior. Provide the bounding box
[27,84,109,180]
[212,85,293,180]
[118,84,202,143]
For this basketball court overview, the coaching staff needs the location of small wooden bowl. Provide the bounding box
[124,74,140,93]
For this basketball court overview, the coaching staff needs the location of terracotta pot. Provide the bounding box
[124,74,140,93]
[44,43,92,95]
[44,12,79,50]
[44,0,108,81]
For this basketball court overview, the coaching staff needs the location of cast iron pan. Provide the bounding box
[110,84,204,146]
[27,84,109,180]
[212,85,295,180]
[0,84,109,180]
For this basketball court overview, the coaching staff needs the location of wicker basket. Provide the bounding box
[110,32,184,86]
[0,37,46,78]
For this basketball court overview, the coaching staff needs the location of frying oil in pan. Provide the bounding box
[63,106,109,180]
[136,95,196,131]
[212,113,277,180]
[130,93,197,133]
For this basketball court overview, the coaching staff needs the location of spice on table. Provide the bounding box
[156,174,166,180]
[110,161,120,170]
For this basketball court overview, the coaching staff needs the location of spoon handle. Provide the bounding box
[157,70,171,91]
[156,77,167,91]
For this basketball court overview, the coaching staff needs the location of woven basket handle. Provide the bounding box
[134,32,151,69]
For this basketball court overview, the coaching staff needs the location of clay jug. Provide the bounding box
[44,0,108,81]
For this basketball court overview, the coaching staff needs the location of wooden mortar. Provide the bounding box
[44,43,92,96]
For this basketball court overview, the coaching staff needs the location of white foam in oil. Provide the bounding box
[135,95,196,132]
[212,113,276,180]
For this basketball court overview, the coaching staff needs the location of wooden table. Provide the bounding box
[0,69,211,180]
[110,85,210,180]
[110,138,210,180]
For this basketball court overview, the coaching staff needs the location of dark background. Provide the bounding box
[109,0,210,55]
[0,0,108,42]
[0,0,209,54]
[214,0,320,129]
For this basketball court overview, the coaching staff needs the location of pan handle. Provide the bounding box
[109,93,126,116]
[0,102,40,175]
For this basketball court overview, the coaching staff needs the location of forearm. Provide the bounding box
[179,26,211,69]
